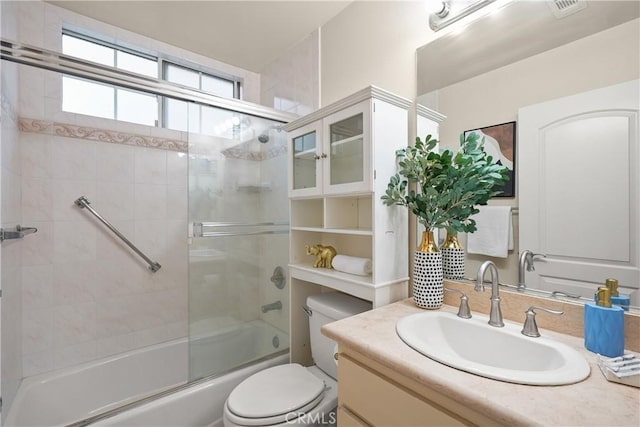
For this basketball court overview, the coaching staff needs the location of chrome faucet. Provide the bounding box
[261,300,282,313]
[475,261,504,327]
[518,250,546,290]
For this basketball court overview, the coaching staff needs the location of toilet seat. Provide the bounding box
[225,364,326,426]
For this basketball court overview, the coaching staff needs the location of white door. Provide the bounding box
[518,80,639,300]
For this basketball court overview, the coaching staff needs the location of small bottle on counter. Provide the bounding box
[605,278,630,311]
[584,286,625,357]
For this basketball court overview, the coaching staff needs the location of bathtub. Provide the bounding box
[6,320,289,426]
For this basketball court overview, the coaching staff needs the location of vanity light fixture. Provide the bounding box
[429,0,497,31]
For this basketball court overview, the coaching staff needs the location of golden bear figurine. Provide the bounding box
[305,244,337,269]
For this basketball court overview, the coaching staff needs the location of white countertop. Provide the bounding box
[322,299,640,426]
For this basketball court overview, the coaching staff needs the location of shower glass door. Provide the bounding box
[187,102,290,380]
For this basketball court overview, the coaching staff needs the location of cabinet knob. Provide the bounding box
[313,154,321,160]
[321,153,328,159]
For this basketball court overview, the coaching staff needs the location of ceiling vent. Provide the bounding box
[547,0,588,18]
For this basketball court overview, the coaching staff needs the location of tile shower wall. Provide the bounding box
[10,0,296,380]
[1,0,24,413]
[11,0,274,379]
[19,64,189,378]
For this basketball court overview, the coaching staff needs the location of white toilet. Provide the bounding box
[223,292,371,427]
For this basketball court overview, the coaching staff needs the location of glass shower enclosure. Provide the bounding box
[1,37,291,424]
[187,105,290,380]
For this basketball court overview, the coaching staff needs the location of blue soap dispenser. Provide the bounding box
[584,286,625,357]
[606,278,631,311]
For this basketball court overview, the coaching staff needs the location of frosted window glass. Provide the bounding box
[62,35,113,67]
[166,98,189,132]
[117,51,157,78]
[188,103,200,134]
[202,75,234,98]
[166,64,199,89]
[116,89,158,126]
[62,76,114,119]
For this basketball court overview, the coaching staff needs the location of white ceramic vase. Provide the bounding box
[412,231,443,309]
[441,232,465,280]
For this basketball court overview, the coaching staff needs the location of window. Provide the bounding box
[163,62,238,134]
[62,33,159,126]
[61,31,242,131]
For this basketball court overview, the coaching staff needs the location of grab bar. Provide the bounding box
[74,196,161,272]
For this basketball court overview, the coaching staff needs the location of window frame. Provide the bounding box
[61,29,243,129]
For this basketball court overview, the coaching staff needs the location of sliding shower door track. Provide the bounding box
[66,349,289,427]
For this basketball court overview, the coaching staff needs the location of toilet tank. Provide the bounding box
[306,292,371,379]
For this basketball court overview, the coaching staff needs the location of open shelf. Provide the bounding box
[291,226,372,236]
[330,134,363,156]
[289,263,408,306]
[294,148,317,159]
[290,263,372,285]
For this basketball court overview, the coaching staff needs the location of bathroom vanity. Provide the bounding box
[323,299,640,426]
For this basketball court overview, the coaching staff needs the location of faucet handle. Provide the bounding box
[444,288,472,319]
[526,252,547,271]
[521,306,563,337]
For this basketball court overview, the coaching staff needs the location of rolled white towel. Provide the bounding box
[332,255,372,276]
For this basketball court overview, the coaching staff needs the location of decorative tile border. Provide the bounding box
[18,117,288,160]
[221,144,287,161]
[18,117,188,153]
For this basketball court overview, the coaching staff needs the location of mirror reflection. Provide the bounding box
[416,0,639,309]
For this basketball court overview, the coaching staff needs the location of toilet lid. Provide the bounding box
[226,364,325,420]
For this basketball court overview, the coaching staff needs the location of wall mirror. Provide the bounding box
[416,0,640,310]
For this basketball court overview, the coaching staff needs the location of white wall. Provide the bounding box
[260,30,320,116]
[320,1,431,106]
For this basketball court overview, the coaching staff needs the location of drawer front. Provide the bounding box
[338,405,370,426]
[339,354,467,426]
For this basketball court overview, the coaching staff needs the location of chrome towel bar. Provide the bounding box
[74,196,161,272]
[193,221,289,238]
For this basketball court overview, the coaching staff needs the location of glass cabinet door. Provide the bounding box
[324,100,370,194]
[329,113,363,185]
[290,122,322,196]
[293,131,317,189]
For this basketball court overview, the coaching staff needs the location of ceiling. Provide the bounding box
[417,0,640,94]
[47,1,352,72]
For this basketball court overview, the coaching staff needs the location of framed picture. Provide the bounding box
[464,121,516,197]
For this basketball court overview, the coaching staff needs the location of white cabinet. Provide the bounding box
[284,86,411,366]
[289,99,372,197]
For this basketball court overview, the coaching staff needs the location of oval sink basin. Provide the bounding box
[396,310,590,385]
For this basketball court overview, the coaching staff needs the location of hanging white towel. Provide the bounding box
[331,255,373,276]
[466,206,513,258]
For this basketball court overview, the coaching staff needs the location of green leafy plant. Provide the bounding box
[381,133,509,234]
